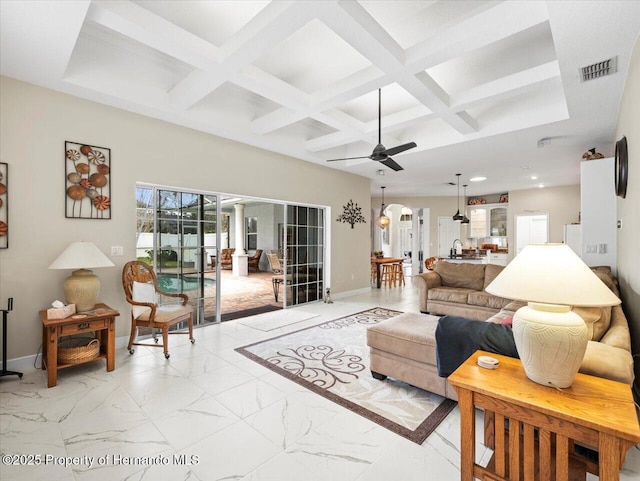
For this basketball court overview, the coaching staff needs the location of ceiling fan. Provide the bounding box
[326,88,417,171]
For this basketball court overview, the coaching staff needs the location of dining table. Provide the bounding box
[371,257,404,288]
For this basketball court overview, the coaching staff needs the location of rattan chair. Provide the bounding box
[247,249,263,272]
[122,261,194,359]
[267,252,292,302]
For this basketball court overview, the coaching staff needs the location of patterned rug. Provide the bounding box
[236,307,456,444]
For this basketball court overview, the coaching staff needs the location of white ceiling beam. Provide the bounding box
[250,1,546,138]
[252,65,389,135]
[0,0,90,82]
[237,65,377,144]
[450,61,562,111]
[306,62,561,153]
[404,0,550,72]
[169,1,317,110]
[320,1,478,135]
[87,1,217,70]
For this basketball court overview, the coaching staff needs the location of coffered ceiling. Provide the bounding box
[1,1,639,196]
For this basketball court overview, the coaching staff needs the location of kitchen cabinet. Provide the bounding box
[468,204,508,238]
[487,253,508,266]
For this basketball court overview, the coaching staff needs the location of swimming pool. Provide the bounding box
[157,274,215,293]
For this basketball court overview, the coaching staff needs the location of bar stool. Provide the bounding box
[381,263,396,287]
[393,262,405,286]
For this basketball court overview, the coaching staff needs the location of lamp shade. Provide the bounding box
[485,244,619,307]
[49,242,114,312]
[49,241,115,270]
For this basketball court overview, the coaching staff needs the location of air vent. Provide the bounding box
[580,57,617,82]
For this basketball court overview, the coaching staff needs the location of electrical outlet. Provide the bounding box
[585,245,597,254]
[111,246,124,256]
[598,244,607,254]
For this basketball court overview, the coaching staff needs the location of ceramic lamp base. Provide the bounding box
[513,302,589,388]
[63,269,100,312]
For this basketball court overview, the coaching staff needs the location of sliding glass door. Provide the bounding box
[136,186,219,326]
[136,184,327,323]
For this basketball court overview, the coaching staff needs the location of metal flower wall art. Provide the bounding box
[336,199,366,229]
[65,141,111,219]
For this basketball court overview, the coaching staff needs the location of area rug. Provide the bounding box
[236,309,320,331]
[236,307,456,444]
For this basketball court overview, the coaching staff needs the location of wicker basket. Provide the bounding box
[57,338,100,365]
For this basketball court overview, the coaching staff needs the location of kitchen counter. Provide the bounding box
[442,256,487,264]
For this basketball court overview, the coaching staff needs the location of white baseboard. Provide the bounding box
[331,286,371,299]
[0,336,138,375]
[0,353,40,375]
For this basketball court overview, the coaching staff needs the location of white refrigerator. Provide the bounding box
[564,224,582,258]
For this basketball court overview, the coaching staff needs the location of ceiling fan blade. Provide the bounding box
[326,156,370,162]
[380,157,404,172]
[382,142,417,157]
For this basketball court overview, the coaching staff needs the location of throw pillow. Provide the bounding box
[500,316,513,327]
[132,281,156,318]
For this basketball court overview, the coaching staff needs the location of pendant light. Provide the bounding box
[461,184,470,224]
[376,186,390,228]
[452,174,463,222]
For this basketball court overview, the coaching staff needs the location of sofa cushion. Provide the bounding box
[434,261,485,290]
[483,263,504,289]
[428,287,475,304]
[591,266,620,297]
[573,306,611,342]
[467,291,513,310]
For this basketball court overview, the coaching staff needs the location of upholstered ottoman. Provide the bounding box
[366,312,457,400]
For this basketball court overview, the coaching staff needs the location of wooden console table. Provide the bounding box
[449,351,640,481]
[40,303,119,387]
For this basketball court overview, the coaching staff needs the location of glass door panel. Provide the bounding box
[136,185,219,326]
[285,205,324,306]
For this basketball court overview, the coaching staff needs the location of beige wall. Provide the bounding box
[0,76,371,360]
[374,185,580,260]
[507,185,581,257]
[615,34,640,389]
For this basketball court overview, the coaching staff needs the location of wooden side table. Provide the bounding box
[448,350,640,481]
[40,303,119,387]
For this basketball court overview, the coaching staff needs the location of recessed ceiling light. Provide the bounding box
[376,169,385,176]
[470,176,486,182]
[531,175,538,180]
[538,183,545,188]
[521,166,531,170]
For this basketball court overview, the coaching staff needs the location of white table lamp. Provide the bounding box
[48,241,115,311]
[485,244,620,388]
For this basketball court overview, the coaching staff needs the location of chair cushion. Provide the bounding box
[136,304,193,323]
[132,281,156,319]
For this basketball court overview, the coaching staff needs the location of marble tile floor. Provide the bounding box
[1,286,639,481]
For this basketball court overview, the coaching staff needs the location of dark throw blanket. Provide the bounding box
[435,315,519,377]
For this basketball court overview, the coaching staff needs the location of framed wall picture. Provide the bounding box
[65,141,111,219]
[0,162,7,248]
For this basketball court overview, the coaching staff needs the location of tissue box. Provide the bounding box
[47,304,76,319]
